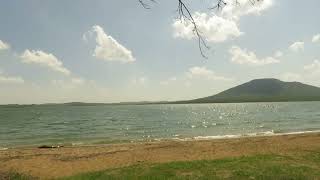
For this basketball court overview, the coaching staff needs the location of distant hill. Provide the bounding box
[62,101,170,106]
[178,78,320,103]
[3,79,320,106]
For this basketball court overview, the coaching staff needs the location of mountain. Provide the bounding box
[4,79,320,106]
[179,78,320,103]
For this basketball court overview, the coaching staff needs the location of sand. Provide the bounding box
[1,132,320,179]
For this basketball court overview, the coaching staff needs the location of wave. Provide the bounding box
[71,142,84,146]
[3,130,320,149]
[174,130,320,141]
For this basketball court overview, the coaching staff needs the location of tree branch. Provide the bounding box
[177,0,209,58]
[138,0,156,9]
[138,0,261,58]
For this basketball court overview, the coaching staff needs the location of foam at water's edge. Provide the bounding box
[1,130,320,150]
[175,130,320,141]
[275,130,320,136]
[71,142,84,146]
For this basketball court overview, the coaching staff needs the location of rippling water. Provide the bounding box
[1,102,320,147]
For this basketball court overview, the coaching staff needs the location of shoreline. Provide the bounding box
[2,129,320,150]
[1,132,320,178]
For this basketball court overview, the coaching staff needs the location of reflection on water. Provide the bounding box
[0,102,320,147]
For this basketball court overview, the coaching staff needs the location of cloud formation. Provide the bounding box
[160,77,177,85]
[132,76,147,86]
[289,41,304,52]
[0,71,24,84]
[173,0,273,43]
[0,40,10,50]
[71,78,86,85]
[274,51,283,58]
[188,66,232,81]
[312,34,320,43]
[280,72,302,82]
[20,50,71,75]
[221,0,274,20]
[229,46,280,66]
[87,25,135,63]
[173,13,242,43]
[280,60,320,85]
[304,59,320,72]
[51,77,86,89]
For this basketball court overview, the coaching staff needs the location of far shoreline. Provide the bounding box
[1,99,320,106]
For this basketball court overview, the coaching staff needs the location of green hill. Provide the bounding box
[181,78,320,103]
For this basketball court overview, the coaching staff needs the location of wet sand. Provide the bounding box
[1,132,320,179]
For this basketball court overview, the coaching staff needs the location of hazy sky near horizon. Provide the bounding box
[0,0,320,104]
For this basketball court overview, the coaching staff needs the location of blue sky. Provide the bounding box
[0,0,320,104]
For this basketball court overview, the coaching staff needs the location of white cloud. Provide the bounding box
[229,46,280,66]
[312,34,320,43]
[0,40,10,50]
[0,74,24,84]
[160,77,177,85]
[20,50,71,75]
[71,78,86,85]
[52,77,86,89]
[274,51,283,58]
[280,72,302,82]
[173,13,242,43]
[188,66,232,81]
[279,60,320,86]
[289,41,304,52]
[302,60,320,85]
[304,60,320,72]
[86,25,135,63]
[172,0,273,43]
[132,76,147,86]
[221,0,274,20]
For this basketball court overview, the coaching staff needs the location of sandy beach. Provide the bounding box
[1,132,320,179]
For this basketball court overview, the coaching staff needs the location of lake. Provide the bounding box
[1,102,320,148]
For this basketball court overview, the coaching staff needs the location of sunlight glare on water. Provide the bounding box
[0,102,320,147]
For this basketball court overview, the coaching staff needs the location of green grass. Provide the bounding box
[5,151,320,180]
[60,152,320,180]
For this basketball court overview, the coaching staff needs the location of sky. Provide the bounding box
[0,0,320,104]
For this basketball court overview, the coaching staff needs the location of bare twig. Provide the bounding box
[209,0,227,10]
[138,0,261,58]
[177,0,209,58]
[138,0,156,9]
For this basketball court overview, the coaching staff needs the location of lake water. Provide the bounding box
[1,102,320,148]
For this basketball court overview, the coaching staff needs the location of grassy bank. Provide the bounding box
[2,133,320,180]
[59,151,320,180]
[4,151,320,180]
